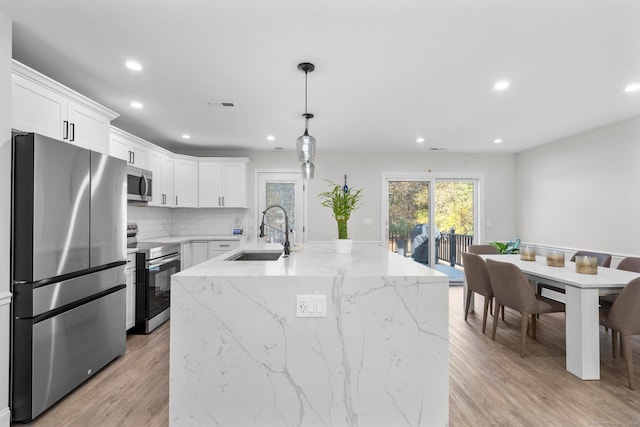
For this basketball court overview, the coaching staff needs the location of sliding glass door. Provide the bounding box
[383,173,479,282]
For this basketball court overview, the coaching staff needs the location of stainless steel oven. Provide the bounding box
[127,165,152,203]
[133,242,181,333]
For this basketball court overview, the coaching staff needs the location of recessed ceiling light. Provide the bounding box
[494,81,510,91]
[416,137,425,143]
[125,60,143,71]
[624,83,640,93]
[494,139,503,144]
[266,135,275,141]
[182,134,191,139]
[130,101,143,109]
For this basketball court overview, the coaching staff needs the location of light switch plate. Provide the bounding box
[296,295,327,317]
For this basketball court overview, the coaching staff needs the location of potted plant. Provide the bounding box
[490,235,521,254]
[319,180,363,254]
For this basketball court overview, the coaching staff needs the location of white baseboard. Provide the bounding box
[0,407,10,427]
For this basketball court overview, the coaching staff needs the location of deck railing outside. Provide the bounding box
[438,228,474,267]
[389,228,474,267]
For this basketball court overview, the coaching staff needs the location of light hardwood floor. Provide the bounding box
[15,287,640,426]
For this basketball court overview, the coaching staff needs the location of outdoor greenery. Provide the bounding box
[319,180,363,240]
[388,181,474,238]
[264,182,296,240]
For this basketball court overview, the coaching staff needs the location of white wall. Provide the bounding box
[180,148,517,244]
[0,11,11,427]
[515,115,640,257]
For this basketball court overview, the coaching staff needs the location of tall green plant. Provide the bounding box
[318,180,363,239]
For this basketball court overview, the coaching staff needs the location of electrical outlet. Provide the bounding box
[296,295,327,317]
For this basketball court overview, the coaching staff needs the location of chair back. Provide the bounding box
[486,259,538,313]
[462,253,493,298]
[468,244,499,255]
[617,257,640,273]
[570,251,612,267]
[606,277,640,335]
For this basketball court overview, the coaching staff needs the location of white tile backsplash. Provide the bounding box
[127,206,250,240]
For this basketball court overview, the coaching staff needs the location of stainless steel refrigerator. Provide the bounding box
[11,133,127,422]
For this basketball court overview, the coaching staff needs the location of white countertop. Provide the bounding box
[170,241,449,425]
[139,234,246,244]
[176,241,447,278]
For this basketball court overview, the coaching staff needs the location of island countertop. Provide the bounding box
[170,242,449,426]
[175,241,449,279]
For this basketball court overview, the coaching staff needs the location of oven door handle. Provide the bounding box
[147,254,182,270]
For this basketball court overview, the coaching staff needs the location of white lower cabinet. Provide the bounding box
[181,242,208,270]
[182,240,243,269]
[208,240,240,259]
[125,253,136,331]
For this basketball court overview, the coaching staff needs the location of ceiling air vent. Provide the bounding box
[205,100,236,108]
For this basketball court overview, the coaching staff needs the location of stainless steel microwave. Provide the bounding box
[127,166,152,203]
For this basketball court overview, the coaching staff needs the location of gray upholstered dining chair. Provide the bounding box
[486,259,565,357]
[600,257,640,348]
[468,244,499,255]
[462,253,494,333]
[599,276,640,389]
[601,257,640,307]
[468,244,504,320]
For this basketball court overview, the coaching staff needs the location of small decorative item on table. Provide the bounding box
[520,246,536,261]
[546,251,565,267]
[575,255,598,274]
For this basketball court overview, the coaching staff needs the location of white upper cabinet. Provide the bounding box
[12,60,118,154]
[198,158,249,208]
[148,148,175,207]
[109,126,149,169]
[174,156,199,207]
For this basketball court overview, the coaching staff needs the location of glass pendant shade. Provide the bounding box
[296,130,316,163]
[301,161,314,180]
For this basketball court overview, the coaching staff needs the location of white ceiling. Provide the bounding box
[1,0,639,154]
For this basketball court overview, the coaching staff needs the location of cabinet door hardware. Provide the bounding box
[70,122,75,142]
[222,196,225,206]
[175,196,178,205]
[63,121,69,140]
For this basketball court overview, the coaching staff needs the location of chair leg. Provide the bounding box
[492,303,501,340]
[612,330,618,359]
[531,314,537,339]
[489,297,494,317]
[464,290,472,321]
[501,305,505,321]
[520,313,529,357]
[482,296,490,334]
[621,334,635,390]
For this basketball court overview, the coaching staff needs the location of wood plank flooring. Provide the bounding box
[450,286,640,426]
[15,287,640,426]
[16,321,170,427]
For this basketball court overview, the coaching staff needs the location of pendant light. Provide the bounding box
[296,62,316,179]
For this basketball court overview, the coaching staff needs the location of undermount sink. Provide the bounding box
[225,250,283,261]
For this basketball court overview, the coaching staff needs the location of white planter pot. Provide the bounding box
[335,238,353,254]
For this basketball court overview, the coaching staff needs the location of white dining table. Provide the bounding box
[479,254,640,380]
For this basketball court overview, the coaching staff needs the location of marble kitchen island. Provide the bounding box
[170,242,449,427]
